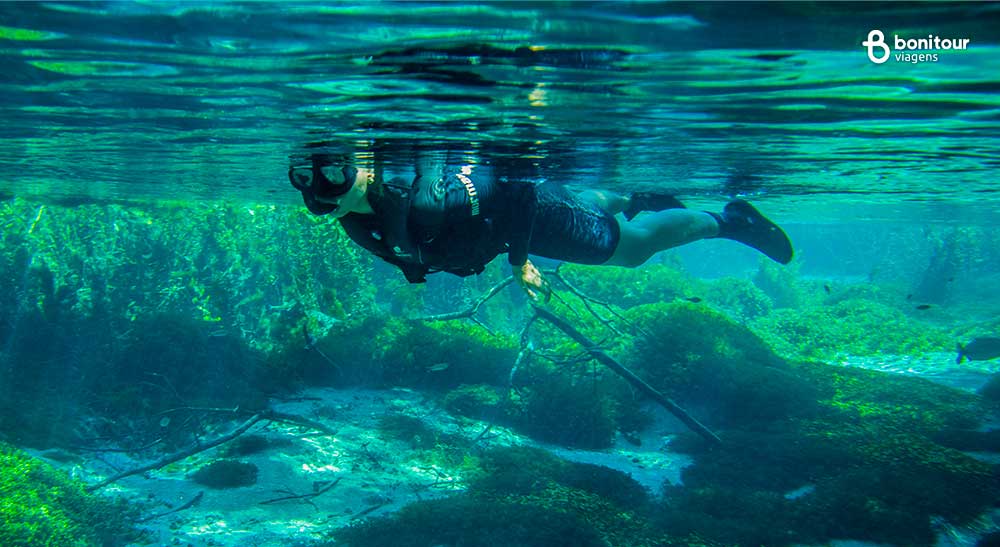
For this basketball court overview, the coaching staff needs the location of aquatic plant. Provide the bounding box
[0,199,381,445]
[626,301,819,426]
[0,443,140,546]
[441,383,506,419]
[517,370,619,449]
[659,357,997,547]
[372,317,518,389]
[751,298,953,360]
[333,446,707,547]
[557,261,697,309]
[220,434,275,457]
[702,275,774,321]
[753,259,806,308]
[376,414,449,450]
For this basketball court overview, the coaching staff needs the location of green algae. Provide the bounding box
[0,443,140,547]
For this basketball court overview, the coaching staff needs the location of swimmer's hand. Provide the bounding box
[517,260,551,302]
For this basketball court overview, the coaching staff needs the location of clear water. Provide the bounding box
[1,2,998,223]
[3,3,1000,547]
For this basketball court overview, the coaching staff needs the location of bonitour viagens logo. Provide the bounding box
[863,29,971,64]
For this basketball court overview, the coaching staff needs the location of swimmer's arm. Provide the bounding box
[504,181,536,267]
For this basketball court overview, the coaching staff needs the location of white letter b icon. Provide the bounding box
[863,30,890,64]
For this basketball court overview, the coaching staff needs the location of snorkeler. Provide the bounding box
[288,155,793,298]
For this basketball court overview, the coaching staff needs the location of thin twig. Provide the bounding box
[138,491,204,523]
[259,478,341,506]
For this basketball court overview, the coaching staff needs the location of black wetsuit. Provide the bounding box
[335,164,620,283]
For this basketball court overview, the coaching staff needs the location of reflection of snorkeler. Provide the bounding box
[289,156,793,299]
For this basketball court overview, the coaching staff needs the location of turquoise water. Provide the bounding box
[1,2,999,221]
[2,3,1000,547]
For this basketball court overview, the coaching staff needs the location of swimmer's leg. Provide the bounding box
[605,209,717,267]
[577,189,685,218]
[604,200,793,267]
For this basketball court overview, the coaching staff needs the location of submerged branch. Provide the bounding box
[86,414,263,492]
[137,491,204,523]
[531,305,722,446]
[416,276,514,322]
[259,477,341,506]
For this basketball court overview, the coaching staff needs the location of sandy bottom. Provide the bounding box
[36,373,1000,547]
[59,387,691,546]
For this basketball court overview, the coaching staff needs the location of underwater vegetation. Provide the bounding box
[189,459,259,489]
[2,199,1000,546]
[0,443,140,546]
[752,298,953,360]
[333,286,999,547]
[333,446,713,547]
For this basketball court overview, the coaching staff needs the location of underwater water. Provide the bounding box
[1,2,1000,547]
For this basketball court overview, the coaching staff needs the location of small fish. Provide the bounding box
[915,304,932,310]
[906,294,913,301]
[957,337,1000,364]
[823,284,831,294]
[683,297,702,303]
[427,362,450,372]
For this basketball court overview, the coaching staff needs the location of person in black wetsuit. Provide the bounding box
[289,155,793,299]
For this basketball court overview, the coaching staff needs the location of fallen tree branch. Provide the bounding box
[416,276,514,322]
[86,414,263,492]
[157,406,338,437]
[137,491,204,523]
[531,305,722,446]
[259,477,341,506]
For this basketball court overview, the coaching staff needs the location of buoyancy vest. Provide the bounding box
[338,165,515,283]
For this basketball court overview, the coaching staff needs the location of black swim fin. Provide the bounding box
[709,200,793,264]
[623,191,686,221]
